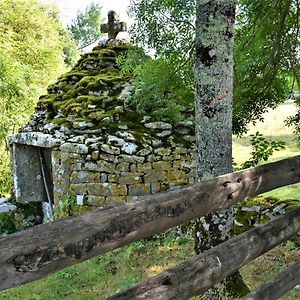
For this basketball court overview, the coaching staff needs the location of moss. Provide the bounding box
[62,89,77,101]
[49,118,67,125]
[76,86,89,95]
[87,96,106,104]
[224,272,250,298]
[75,76,94,88]
[90,48,117,57]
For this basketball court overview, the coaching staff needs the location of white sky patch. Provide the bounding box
[40,0,132,40]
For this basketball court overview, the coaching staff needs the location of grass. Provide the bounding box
[1,101,300,299]
[233,100,300,200]
[0,237,299,299]
[0,236,194,299]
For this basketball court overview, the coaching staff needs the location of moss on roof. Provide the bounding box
[36,44,135,130]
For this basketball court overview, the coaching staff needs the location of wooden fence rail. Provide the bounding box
[109,207,300,299]
[0,155,300,292]
[241,260,300,300]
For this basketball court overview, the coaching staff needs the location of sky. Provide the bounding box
[41,0,132,39]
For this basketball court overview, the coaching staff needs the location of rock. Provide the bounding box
[183,135,196,143]
[118,155,145,164]
[72,121,94,129]
[156,130,172,137]
[152,161,172,170]
[137,148,152,156]
[144,170,164,183]
[118,175,142,185]
[0,204,16,213]
[60,143,89,154]
[128,183,151,196]
[144,122,172,130]
[121,143,138,155]
[68,135,86,143]
[101,144,120,155]
[140,116,152,124]
[87,183,127,196]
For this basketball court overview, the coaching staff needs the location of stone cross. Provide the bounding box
[101,10,127,40]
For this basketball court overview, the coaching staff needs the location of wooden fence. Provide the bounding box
[1,155,300,298]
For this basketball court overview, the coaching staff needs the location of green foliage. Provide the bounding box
[54,194,83,219]
[0,211,16,236]
[127,0,298,134]
[0,0,78,194]
[286,240,297,251]
[118,49,194,122]
[68,2,103,50]
[240,132,286,169]
[233,0,297,134]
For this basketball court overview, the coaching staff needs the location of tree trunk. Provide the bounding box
[195,0,249,297]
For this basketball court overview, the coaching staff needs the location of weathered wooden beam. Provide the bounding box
[241,260,300,300]
[108,207,300,300]
[0,155,300,291]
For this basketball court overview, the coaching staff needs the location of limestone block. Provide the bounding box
[87,195,106,206]
[136,162,152,173]
[137,148,152,156]
[156,130,172,138]
[118,175,142,185]
[97,160,115,173]
[85,162,101,172]
[121,142,138,155]
[106,196,127,203]
[152,161,172,170]
[114,162,130,174]
[101,144,120,155]
[70,183,87,194]
[146,155,161,162]
[144,122,172,130]
[183,135,196,143]
[163,170,187,181]
[117,154,145,164]
[130,163,137,173]
[87,183,127,196]
[128,183,151,196]
[100,173,108,182]
[152,139,162,147]
[60,143,89,154]
[108,174,119,183]
[67,135,86,143]
[173,147,188,154]
[99,153,117,162]
[125,195,139,202]
[154,148,171,156]
[91,151,99,160]
[70,171,100,183]
[73,162,84,171]
[150,182,161,194]
[144,170,164,183]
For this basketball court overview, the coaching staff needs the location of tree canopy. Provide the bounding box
[126,0,300,135]
[0,0,78,193]
[68,2,103,50]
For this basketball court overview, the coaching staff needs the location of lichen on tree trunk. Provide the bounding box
[195,0,249,298]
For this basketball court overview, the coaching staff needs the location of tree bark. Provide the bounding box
[195,0,248,297]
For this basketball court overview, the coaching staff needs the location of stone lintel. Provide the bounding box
[9,132,61,148]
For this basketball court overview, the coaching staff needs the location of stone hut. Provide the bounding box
[9,40,196,221]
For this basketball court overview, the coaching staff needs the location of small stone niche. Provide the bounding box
[10,41,197,220]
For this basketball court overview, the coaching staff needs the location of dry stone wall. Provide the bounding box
[51,120,196,210]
